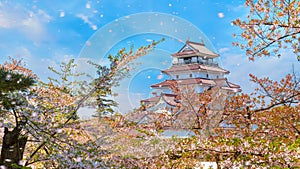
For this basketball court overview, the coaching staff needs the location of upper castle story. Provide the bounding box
[171,40,219,66]
[162,40,230,81]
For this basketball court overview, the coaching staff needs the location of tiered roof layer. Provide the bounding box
[171,41,219,58]
[162,63,230,74]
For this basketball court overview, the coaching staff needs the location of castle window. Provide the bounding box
[189,74,192,78]
[206,74,209,78]
[184,57,192,64]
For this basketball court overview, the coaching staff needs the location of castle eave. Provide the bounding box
[171,52,219,59]
[141,96,160,103]
[151,78,216,88]
[162,63,229,74]
[221,86,242,93]
[171,40,219,58]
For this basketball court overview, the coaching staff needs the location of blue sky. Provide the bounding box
[1,0,299,115]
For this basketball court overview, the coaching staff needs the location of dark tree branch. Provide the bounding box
[251,30,300,56]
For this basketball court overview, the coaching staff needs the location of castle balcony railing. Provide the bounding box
[172,61,218,67]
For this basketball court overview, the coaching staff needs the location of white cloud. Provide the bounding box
[230,4,246,12]
[76,13,97,30]
[14,46,32,59]
[218,47,230,53]
[36,9,52,21]
[0,7,19,28]
[221,50,300,94]
[22,17,45,39]
[0,3,51,43]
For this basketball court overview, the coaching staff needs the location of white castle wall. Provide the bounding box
[167,71,224,80]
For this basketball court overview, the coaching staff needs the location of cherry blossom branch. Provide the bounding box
[24,41,161,166]
[251,30,300,56]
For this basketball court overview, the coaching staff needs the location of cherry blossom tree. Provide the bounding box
[232,0,300,61]
[119,73,299,169]
[106,1,300,167]
[159,82,229,136]
[0,39,163,169]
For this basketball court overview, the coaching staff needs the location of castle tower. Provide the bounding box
[141,40,241,111]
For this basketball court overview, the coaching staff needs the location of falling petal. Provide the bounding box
[86,3,91,9]
[218,12,224,18]
[5,74,12,81]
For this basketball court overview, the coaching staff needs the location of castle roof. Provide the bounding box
[141,78,241,114]
[221,86,242,93]
[150,78,241,92]
[171,41,219,58]
[162,63,230,74]
[150,78,216,88]
[141,93,179,107]
[213,78,242,92]
[227,82,241,88]
[213,78,240,88]
[140,96,160,103]
[162,94,179,107]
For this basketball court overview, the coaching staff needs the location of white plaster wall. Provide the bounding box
[167,71,224,79]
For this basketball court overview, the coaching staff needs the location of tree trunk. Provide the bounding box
[0,127,28,169]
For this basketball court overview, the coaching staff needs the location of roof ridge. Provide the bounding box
[186,40,205,46]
